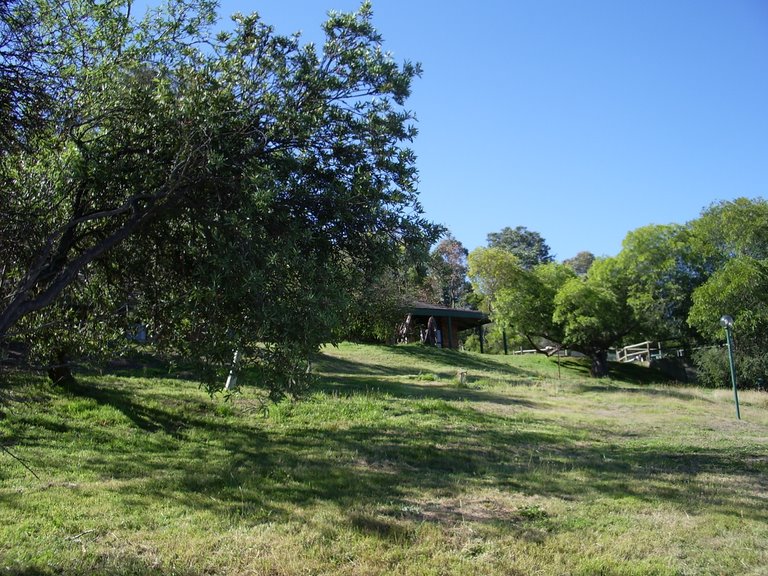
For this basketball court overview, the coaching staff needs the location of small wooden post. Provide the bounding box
[478,326,484,354]
[225,349,240,391]
[503,330,508,355]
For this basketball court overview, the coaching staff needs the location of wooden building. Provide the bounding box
[400,302,491,351]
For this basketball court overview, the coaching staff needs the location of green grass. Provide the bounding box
[1,342,767,575]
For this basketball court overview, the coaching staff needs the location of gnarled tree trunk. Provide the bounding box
[47,348,76,388]
[589,350,609,378]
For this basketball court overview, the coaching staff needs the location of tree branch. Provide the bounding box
[1,444,40,480]
[0,180,194,339]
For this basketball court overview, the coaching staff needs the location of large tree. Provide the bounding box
[689,197,768,265]
[0,0,438,396]
[469,247,634,377]
[486,226,553,269]
[0,0,50,152]
[562,251,595,276]
[471,198,768,381]
[552,258,635,376]
[617,224,705,343]
[425,233,471,308]
[686,198,768,388]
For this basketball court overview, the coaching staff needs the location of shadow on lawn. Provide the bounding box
[2,564,215,576]
[5,372,766,575]
[61,379,203,437]
[149,413,767,528]
[556,358,678,386]
[314,344,542,380]
[575,382,714,402]
[25,376,767,527]
[317,373,538,407]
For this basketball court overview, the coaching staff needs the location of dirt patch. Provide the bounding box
[390,494,548,526]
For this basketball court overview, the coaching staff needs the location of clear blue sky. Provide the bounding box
[214,1,768,259]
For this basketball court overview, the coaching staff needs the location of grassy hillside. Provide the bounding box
[1,343,767,575]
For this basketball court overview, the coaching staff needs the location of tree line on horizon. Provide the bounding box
[419,198,768,385]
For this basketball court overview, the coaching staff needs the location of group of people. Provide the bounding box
[398,314,442,347]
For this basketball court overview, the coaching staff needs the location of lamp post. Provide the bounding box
[720,315,741,420]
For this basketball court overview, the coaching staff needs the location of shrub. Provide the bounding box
[693,345,768,390]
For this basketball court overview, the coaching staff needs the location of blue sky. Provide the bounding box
[211,1,768,259]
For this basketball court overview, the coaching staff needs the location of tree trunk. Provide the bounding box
[47,348,76,388]
[590,350,609,378]
[0,186,189,344]
[224,349,240,391]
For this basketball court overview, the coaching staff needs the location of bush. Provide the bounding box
[692,347,729,388]
[693,345,768,390]
[462,324,525,355]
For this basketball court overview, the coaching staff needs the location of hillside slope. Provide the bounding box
[1,343,766,575]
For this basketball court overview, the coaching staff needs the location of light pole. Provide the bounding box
[720,315,741,420]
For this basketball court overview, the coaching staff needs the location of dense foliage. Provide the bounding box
[562,251,595,276]
[486,226,553,269]
[0,0,439,396]
[687,198,768,388]
[470,198,768,383]
[421,234,471,308]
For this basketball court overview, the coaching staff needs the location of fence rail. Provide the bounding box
[617,341,656,363]
[616,341,687,363]
[512,342,686,362]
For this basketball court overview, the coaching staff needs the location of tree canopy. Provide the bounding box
[563,251,595,276]
[486,226,553,269]
[469,246,628,377]
[470,197,768,383]
[0,0,439,396]
[685,199,768,387]
[423,234,471,308]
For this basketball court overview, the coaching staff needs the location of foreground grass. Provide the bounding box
[1,343,767,575]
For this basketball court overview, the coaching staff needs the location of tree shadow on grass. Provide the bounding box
[2,562,218,576]
[29,375,768,508]
[574,383,715,403]
[179,414,768,528]
[4,372,767,575]
[385,344,538,373]
[43,377,768,525]
[556,358,679,386]
[317,373,538,408]
[60,378,204,437]
[312,353,415,377]
[314,344,542,380]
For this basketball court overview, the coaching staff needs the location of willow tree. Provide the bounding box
[0,0,438,396]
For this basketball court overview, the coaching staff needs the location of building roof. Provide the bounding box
[408,302,490,328]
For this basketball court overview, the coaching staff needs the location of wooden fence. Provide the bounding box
[616,341,686,363]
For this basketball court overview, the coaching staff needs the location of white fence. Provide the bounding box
[511,341,686,362]
[616,341,686,363]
